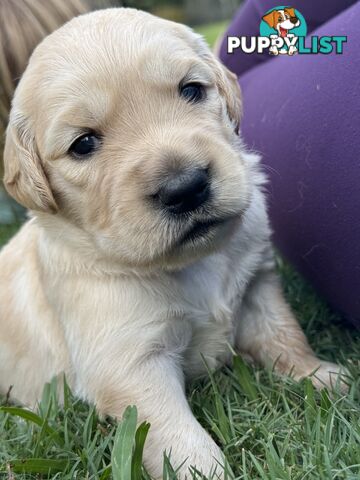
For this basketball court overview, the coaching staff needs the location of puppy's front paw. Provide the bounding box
[145,429,225,480]
[310,361,349,394]
[171,445,225,480]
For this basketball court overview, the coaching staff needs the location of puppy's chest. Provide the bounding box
[176,262,236,324]
[167,255,244,369]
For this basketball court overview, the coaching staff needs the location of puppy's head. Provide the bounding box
[262,8,300,33]
[4,8,254,269]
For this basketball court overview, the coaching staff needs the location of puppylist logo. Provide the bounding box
[228,6,347,56]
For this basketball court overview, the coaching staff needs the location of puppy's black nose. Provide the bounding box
[290,16,298,24]
[157,168,210,214]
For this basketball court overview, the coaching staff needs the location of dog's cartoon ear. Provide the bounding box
[284,7,296,18]
[262,10,278,29]
[3,111,58,213]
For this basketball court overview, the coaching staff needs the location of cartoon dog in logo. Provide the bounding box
[262,7,300,55]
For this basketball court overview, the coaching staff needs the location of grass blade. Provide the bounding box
[132,421,151,480]
[233,356,258,401]
[0,406,56,436]
[0,458,68,474]
[111,405,138,480]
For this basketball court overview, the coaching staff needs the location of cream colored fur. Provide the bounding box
[0,8,346,479]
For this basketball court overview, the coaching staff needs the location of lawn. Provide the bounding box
[0,20,360,480]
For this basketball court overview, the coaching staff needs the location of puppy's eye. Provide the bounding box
[69,133,100,158]
[180,83,205,103]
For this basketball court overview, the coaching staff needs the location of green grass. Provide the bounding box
[0,223,21,245]
[0,223,359,479]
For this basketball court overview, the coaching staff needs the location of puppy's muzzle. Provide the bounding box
[155,167,210,215]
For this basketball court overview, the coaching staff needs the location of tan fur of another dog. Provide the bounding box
[0,9,346,479]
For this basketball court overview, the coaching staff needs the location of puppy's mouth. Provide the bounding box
[176,215,237,246]
[279,26,288,37]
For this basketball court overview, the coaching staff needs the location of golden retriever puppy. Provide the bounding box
[0,8,346,479]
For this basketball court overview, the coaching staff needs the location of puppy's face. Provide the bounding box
[262,8,300,36]
[4,9,252,269]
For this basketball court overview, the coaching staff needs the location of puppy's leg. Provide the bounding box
[235,270,347,391]
[79,348,224,479]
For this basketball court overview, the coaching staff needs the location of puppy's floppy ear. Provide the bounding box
[3,111,58,213]
[201,51,242,133]
[262,10,278,29]
[285,7,296,17]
